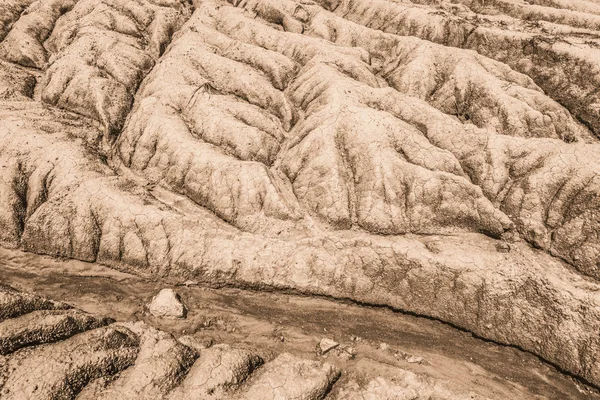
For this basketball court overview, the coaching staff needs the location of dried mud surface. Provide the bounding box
[2,0,600,397]
[2,248,599,399]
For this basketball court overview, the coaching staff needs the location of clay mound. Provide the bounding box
[314,0,600,136]
[0,284,71,323]
[39,0,192,137]
[2,0,600,391]
[3,94,600,387]
[0,287,493,399]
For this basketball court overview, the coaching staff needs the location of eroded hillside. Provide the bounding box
[2,0,600,396]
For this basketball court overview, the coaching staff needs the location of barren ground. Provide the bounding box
[3,0,600,397]
[2,248,599,399]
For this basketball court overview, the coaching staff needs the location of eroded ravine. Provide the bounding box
[1,247,599,399]
[2,0,600,394]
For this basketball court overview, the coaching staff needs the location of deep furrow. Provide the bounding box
[2,0,600,394]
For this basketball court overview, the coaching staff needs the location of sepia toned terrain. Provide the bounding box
[2,0,600,398]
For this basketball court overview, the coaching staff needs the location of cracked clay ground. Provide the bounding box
[3,0,600,398]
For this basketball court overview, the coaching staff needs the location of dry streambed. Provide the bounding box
[0,248,598,399]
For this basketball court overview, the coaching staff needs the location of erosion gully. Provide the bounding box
[0,247,597,399]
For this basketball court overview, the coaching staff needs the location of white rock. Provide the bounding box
[318,338,339,355]
[148,289,186,319]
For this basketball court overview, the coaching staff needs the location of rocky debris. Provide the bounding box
[148,289,187,319]
[318,338,339,355]
[317,339,356,360]
[337,346,357,360]
[392,350,424,364]
[270,326,287,343]
[186,314,238,333]
[496,242,511,253]
[406,355,425,364]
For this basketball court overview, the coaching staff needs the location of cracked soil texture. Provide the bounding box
[2,0,600,397]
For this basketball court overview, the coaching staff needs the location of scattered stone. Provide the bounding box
[496,242,511,253]
[379,343,390,352]
[271,327,286,343]
[349,335,362,342]
[148,289,186,319]
[338,346,357,360]
[406,355,424,364]
[182,280,198,287]
[318,338,339,355]
[393,350,428,365]
[226,326,236,333]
